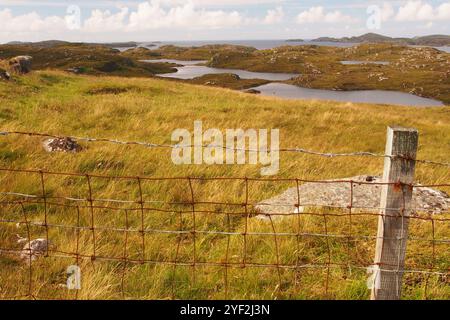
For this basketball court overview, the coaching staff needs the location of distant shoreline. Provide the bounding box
[288,33,450,47]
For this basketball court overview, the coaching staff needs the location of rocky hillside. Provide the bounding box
[0,43,175,77]
[311,33,450,46]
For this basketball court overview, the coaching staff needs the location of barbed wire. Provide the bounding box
[0,167,449,300]
[1,130,449,167]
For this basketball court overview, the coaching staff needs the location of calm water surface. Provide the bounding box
[119,41,450,53]
[341,60,390,65]
[141,57,445,107]
[250,83,444,107]
[147,59,298,81]
[142,40,356,50]
[142,59,207,65]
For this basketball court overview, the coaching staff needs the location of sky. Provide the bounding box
[0,0,449,43]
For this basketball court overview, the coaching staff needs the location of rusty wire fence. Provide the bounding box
[0,130,449,300]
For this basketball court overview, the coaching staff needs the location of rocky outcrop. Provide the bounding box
[0,68,10,80]
[255,175,450,219]
[65,67,84,74]
[19,238,50,261]
[9,56,32,74]
[42,137,82,153]
[245,89,261,94]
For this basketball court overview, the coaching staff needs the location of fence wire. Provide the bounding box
[1,130,449,167]
[0,167,448,300]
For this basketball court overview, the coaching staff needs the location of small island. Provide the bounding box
[310,33,450,47]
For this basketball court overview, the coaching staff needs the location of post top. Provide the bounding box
[388,126,418,133]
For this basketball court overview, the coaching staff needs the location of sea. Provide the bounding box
[117,39,450,53]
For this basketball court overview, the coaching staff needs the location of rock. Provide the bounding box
[20,238,50,261]
[43,137,82,153]
[9,55,32,74]
[0,68,10,80]
[229,73,240,80]
[255,175,450,219]
[66,67,84,74]
[245,89,261,94]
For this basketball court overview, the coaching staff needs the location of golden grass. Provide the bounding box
[0,71,449,300]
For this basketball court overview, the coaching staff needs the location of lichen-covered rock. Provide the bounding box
[43,137,82,153]
[9,56,32,74]
[255,175,450,219]
[20,239,50,261]
[245,89,261,94]
[0,68,11,80]
[66,67,84,74]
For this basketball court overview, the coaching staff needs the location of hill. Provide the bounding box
[4,40,140,49]
[311,33,450,46]
[1,42,448,103]
[0,43,175,77]
[205,43,450,104]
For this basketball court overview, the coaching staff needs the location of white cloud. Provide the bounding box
[396,0,433,21]
[396,1,450,21]
[263,6,284,24]
[0,8,67,32]
[126,1,244,30]
[84,7,129,32]
[381,2,395,22]
[437,3,450,20]
[296,6,357,24]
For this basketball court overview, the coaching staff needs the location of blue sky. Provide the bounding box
[0,0,449,43]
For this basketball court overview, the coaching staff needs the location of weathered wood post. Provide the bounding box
[371,126,418,300]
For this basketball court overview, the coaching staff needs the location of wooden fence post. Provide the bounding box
[371,126,418,300]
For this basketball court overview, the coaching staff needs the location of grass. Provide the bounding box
[2,42,448,103]
[123,44,257,61]
[122,43,450,104]
[0,70,449,300]
[204,44,450,104]
[0,43,176,77]
[187,73,270,90]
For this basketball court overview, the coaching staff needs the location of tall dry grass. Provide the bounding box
[0,71,448,300]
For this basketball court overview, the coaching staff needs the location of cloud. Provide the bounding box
[0,8,67,32]
[396,0,434,21]
[396,0,450,21]
[126,1,244,30]
[263,6,284,24]
[296,6,357,24]
[380,2,395,22]
[84,7,129,32]
[437,3,450,20]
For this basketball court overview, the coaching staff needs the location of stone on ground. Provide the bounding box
[20,239,50,261]
[9,56,32,74]
[43,137,82,153]
[255,175,450,218]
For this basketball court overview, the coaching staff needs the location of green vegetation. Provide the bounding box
[310,33,450,46]
[125,42,450,103]
[206,44,450,104]
[123,44,256,60]
[0,43,175,77]
[0,71,449,299]
[1,42,448,103]
[188,73,269,90]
